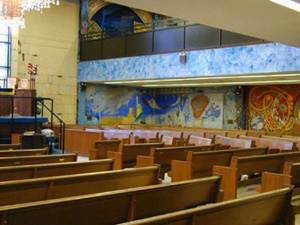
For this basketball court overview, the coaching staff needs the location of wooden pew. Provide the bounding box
[157,130,183,140]
[0,166,160,206]
[118,187,293,225]
[102,129,132,143]
[0,176,224,225]
[225,130,247,138]
[89,139,121,160]
[261,134,300,151]
[64,129,105,156]
[186,135,212,146]
[136,145,226,179]
[0,143,21,150]
[204,130,226,141]
[231,151,300,184]
[0,147,48,157]
[246,130,265,137]
[239,135,297,152]
[130,130,160,143]
[213,151,300,200]
[170,147,269,183]
[214,135,254,149]
[182,130,205,140]
[254,163,300,224]
[0,153,77,167]
[106,142,165,169]
[161,135,185,146]
[0,159,115,182]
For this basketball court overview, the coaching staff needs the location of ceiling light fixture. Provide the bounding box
[0,0,60,28]
[269,0,300,13]
[103,73,300,85]
[143,79,300,87]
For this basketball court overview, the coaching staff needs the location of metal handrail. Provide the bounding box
[34,97,66,153]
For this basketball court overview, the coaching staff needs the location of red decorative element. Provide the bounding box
[191,94,209,118]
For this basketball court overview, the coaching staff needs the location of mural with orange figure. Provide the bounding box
[248,85,300,135]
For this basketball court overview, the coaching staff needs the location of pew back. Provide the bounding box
[215,135,254,149]
[137,145,217,179]
[171,147,269,182]
[0,153,77,167]
[118,187,293,225]
[0,176,223,225]
[0,166,160,206]
[0,143,21,150]
[0,147,48,157]
[130,130,159,143]
[186,135,212,146]
[89,139,121,160]
[0,159,114,182]
[182,131,205,140]
[107,142,165,169]
[239,135,297,152]
[230,151,300,182]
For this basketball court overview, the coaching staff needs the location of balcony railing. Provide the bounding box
[80,19,266,61]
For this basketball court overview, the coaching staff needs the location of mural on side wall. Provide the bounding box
[248,85,300,135]
[84,85,239,129]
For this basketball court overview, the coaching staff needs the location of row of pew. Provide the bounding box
[64,126,284,156]
[0,139,298,224]
[86,134,300,224]
[64,123,300,156]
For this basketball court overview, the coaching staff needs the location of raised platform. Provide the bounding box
[0,116,48,140]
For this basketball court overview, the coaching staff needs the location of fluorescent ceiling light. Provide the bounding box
[269,0,300,12]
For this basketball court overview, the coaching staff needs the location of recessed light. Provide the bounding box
[269,0,300,13]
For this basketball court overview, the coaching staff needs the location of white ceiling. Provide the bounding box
[99,0,300,87]
[107,0,300,48]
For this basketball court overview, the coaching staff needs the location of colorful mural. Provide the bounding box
[84,85,237,128]
[80,0,152,38]
[248,85,300,135]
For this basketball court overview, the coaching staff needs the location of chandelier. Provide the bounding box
[0,0,60,28]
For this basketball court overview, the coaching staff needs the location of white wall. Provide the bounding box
[11,1,79,124]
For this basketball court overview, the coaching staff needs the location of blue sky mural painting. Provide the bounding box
[84,84,236,129]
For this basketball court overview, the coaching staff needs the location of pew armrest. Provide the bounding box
[213,165,238,201]
[136,155,155,168]
[258,172,292,193]
[88,148,97,160]
[171,160,192,182]
[107,151,123,170]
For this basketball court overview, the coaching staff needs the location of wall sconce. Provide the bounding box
[80,82,87,91]
[179,52,187,64]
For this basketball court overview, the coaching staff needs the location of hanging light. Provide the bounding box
[0,0,60,28]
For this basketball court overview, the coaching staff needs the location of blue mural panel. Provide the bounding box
[77,43,300,128]
[82,84,237,129]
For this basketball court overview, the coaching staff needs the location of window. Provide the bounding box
[0,24,11,88]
